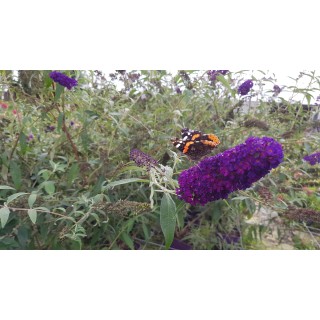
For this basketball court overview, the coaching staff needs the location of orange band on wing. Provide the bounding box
[183,141,194,153]
[191,133,201,141]
[202,134,220,146]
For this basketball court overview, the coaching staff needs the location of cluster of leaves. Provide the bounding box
[0,70,319,249]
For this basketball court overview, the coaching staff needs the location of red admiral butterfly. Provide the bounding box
[171,127,220,160]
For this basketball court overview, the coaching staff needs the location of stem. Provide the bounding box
[0,205,74,221]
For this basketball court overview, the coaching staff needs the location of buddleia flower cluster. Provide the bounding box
[49,71,78,90]
[176,136,284,206]
[207,70,229,82]
[130,149,158,171]
[238,79,253,95]
[303,152,320,165]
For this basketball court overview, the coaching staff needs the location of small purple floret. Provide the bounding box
[303,152,320,165]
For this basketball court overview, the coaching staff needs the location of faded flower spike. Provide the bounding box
[130,149,158,171]
[176,136,283,206]
[49,71,78,90]
[303,152,320,165]
[238,79,253,95]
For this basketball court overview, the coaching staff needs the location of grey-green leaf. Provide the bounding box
[160,193,176,249]
[0,207,10,228]
[6,192,28,204]
[10,161,22,190]
[19,132,28,154]
[28,193,37,208]
[0,185,15,190]
[54,83,64,101]
[106,178,149,189]
[121,232,134,250]
[44,181,55,195]
[57,112,64,132]
[27,209,37,224]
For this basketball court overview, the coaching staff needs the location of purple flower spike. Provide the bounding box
[273,85,282,96]
[303,152,320,165]
[176,136,284,206]
[207,70,229,82]
[49,71,78,90]
[238,79,253,95]
[130,149,158,171]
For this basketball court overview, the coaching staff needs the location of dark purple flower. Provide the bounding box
[273,85,282,96]
[207,70,229,82]
[176,137,284,206]
[128,73,140,81]
[238,80,253,95]
[303,152,320,165]
[49,71,78,90]
[175,87,182,94]
[170,239,192,250]
[27,134,34,141]
[70,121,75,126]
[130,149,158,171]
[45,125,55,133]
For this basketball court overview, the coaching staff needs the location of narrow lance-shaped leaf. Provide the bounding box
[10,161,22,190]
[106,178,149,189]
[0,207,10,228]
[54,83,64,101]
[6,192,29,204]
[28,193,37,208]
[57,112,64,132]
[27,209,37,224]
[0,185,15,190]
[160,193,177,249]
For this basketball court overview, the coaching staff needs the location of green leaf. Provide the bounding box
[6,192,28,204]
[160,193,176,249]
[142,223,150,240]
[16,226,29,248]
[0,207,10,228]
[106,178,149,189]
[217,74,231,91]
[80,130,91,151]
[27,209,37,224]
[1,165,8,181]
[120,232,134,250]
[57,112,64,132]
[28,193,37,208]
[10,161,22,190]
[44,70,53,88]
[0,185,15,190]
[67,163,79,186]
[19,132,28,154]
[44,181,55,195]
[54,83,64,101]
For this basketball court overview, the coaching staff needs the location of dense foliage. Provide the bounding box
[0,70,319,249]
